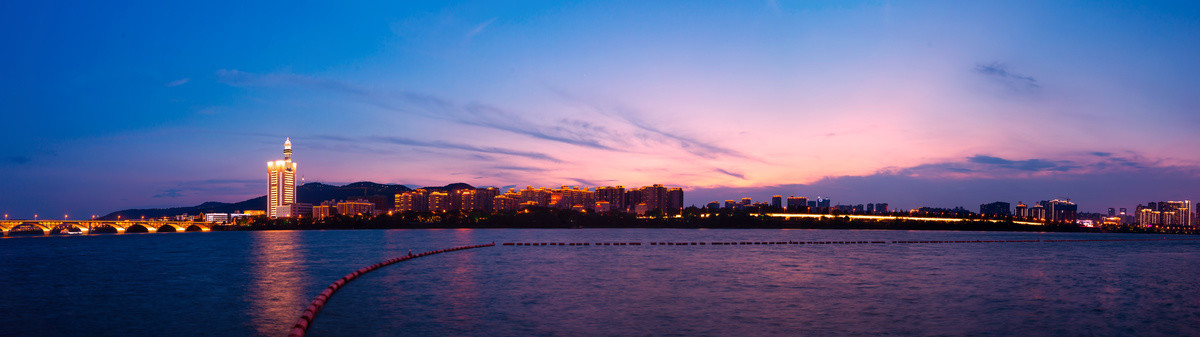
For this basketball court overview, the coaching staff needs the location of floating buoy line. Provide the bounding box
[289,237,1197,336]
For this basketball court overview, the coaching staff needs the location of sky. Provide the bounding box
[3,0,1200,218]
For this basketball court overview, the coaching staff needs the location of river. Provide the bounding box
[1,229,1197,336]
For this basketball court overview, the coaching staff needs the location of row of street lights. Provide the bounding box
[2,214,146,221]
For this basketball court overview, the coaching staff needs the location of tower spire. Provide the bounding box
[284,137,292,161]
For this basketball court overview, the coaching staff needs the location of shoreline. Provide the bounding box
[208,216,1194,235]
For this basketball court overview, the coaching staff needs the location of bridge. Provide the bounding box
[0,220,215,236]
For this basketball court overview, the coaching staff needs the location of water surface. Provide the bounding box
[2,229,1197,336]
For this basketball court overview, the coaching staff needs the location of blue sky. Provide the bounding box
[3,1,1200,218]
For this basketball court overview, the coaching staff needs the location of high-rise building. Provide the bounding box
[1030,204,1046,220]
[816,197,831,208]
[267,138,297,218]
[1015,202,1029,218]
[517,186,551,207]
[786,196,807,212]
[474,187,499,212]
[395,189,429,212]
[552,186,595,210]
[596,186,626,211]
[429,191,450,212]
[336,199,374,216]
[1041,199,1077,223]
[641,185,668,211]
[493,190,520,212]
[665,188,684,214]
[312,204,336,219]
[1161,201,1192,227]
[771,196,783,209]
[1137,201,1193,228]
[453,189,476,211]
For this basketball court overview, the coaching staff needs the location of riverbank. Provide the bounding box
[214,212,1193,235]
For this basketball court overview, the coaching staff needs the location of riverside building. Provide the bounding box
[267,138,297,218]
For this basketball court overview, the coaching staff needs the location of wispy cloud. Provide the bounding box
[3,150,56,166]
[219,70,624,153]
[884,153,1159,179]
[369,136,563,163]
[461,103,622,151]
[4,155,32,165]
[152,189,184,198]
[310,135,562,163]
[714,168,746,179]
[151,179,262,199]
[548,88,763,162]
[967,155,1074,172]
[974,62,1039,90]
[467,17,497,38]
[165,78,190,87]
[491,165,546,172]
[624,115,760,162]
[219,70,765,163]
[570,178,598,186]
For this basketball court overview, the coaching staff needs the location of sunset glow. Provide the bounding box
[3,1,1200,217]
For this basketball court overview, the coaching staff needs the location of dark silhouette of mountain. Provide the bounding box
[419,182,476,192]
[100,181,428,220]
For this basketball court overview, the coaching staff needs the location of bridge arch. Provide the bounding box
[124,223,154,233]
[156,224,183,232]
[49,222,89,235]
[89,223,121,234]
[7,223,51,235]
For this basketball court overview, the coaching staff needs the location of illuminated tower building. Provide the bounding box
[267,138,297,218]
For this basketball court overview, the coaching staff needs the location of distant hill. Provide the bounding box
[100,182,473,220]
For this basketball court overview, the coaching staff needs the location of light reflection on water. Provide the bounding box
[1,229,1198,336]
[246,231,309,336]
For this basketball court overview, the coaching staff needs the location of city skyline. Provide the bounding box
[4,1,1200,217]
